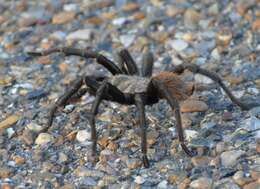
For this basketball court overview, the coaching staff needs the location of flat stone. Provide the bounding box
[21,129,36,145]
[184,8,201,29]
[0,167,14,178]
[170,39,188,52]
[134,175,146,184]
[76,130,91,142]
[35,133,54,145]
[220,150,245,167]
[122,2,139,12]
[189,177,212,189]
[181,100,208,113]
[126,158,142,169]
[191,156,211,167]
[66,29,93,41]
[243,181,260,189]
[26,122,44,133]
[0,115,20,130]
[52,11,76,24]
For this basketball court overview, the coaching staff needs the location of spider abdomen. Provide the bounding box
[108,74,151,94]
[152,72,194,101]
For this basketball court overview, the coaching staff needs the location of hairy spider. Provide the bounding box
[28,47,254,168]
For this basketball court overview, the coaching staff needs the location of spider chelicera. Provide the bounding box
[28,47,254,168]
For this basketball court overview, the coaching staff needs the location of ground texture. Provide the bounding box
[0,0,260,188]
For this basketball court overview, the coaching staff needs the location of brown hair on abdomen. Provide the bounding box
[152,72,194,101]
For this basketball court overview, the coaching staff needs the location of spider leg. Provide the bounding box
[141,51,154,77]
[171,63,253,110]
[152,80,196,157]
[118,49,139,75]
[27,47,122,75]
[45,77,84,132]
[88,80,108,159]
[135,94,150,168]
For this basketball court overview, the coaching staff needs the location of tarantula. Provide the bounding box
[28,47,253,168]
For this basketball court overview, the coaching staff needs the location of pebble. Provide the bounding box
[126,158,142,170]
[52,11,76,24]
[35,133,54,145]
[189,177,212,189]
[157,180,168,189]
[20,129,36,145]
[191,156,211,167]
[170,39,188,52]
[120,35,135,47]
[184,9,201,29]
[0,115,20,130]
[220,150,245,167]
[66,29,93,41]
[76,130,91,142]
[243,181,260,189]
[0,167,14,178]
[26,122,43,133]
[134,175,146,184]
[181,100,208,113]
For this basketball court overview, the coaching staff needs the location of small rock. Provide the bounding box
[52,11,76,24]
[170,39,188,52]
[26,122,43,133]
[0,115,20,130]
[85,16,104,25]
[37,56,52,65]
[6,128,15,138]
[179,178,191,189]
[60,184,76,189]
[184,8,201,29]
[0,167,14,178]
[66,130,78,141]
[75,166,104,178]
[252,19,260,32]
[66,29,93,41]
[132,11,146,20]
[189,177,212,189]
[191,156,211,167]
[157,180,168,189]
[185,130,199,140]
[147,130,159,145]
[195,74,213,84]
[220,150,245,167]
[181,100,208,113]
[76,130,91,142]
[126,158,142,169]
[21,129,36,145]
[58,152,68,163]
[166,5,182,17]
[222,112,233,121]
[120,34,135,47]
[216,28,233,49]
[233,171,253,187]
[134,175,146,184]
[236,0,256,15]
[13,156,26,165]
[243,181,260,189]
[122,2,139,12]
[35,133,54,145]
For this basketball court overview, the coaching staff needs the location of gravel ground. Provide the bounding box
[0,0,260,189]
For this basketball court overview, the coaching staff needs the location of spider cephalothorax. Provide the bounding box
[28,47,255,168]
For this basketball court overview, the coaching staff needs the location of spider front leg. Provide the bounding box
[45,77,85,132]
[152,80,196,157]
[171,56,257,110]
[135,94,150,168]
[27,47,122,75]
